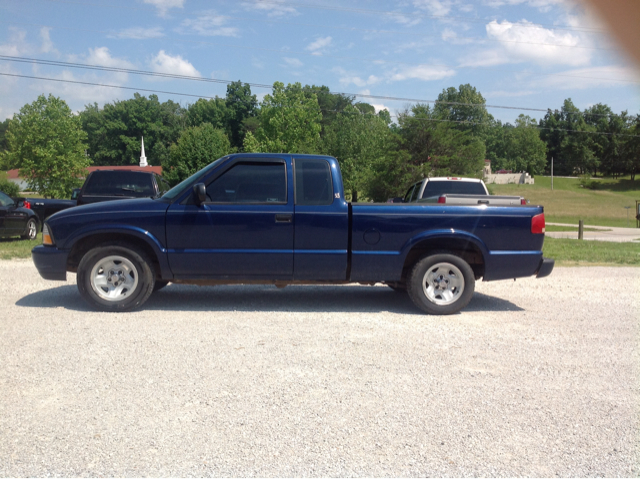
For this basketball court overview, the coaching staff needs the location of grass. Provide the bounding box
[491,176,640,228]
[543,237,640,266]
[545,225,610,232]
[0,234,42,260]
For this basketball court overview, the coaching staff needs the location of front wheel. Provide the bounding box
[407,253,475,315]
[77,244,155,312]
[21,218,38,240]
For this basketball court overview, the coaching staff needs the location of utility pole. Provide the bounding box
[551,156,554,191]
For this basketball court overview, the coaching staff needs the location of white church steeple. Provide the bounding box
[140,137,148,167]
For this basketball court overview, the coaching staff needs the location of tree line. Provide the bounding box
[1,81,639,200]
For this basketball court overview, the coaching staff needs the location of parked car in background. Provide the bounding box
[404,177,527,206]
[75,170,170,206]
[0,191,39,240]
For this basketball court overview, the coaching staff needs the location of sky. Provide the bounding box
[1,0,639,124]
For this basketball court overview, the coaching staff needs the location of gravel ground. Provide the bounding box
[1,259,639,477]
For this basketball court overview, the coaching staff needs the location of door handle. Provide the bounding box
[477,200,489,204]
[275,214,292,223]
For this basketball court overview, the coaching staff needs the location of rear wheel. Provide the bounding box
[407,253,475,315]
[77,244,155,312]
[21,218,38,240]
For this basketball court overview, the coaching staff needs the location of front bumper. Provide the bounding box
[32,245,69,281]
[536,257,555,278]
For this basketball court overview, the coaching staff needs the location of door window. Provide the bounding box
[206,161,287,204]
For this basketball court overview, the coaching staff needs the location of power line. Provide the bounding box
[2,71,637,132]
[0,56,629,119]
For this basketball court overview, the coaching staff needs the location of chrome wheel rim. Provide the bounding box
[90,255,139,302]
[27,220,37,239]
[422,262,465,306]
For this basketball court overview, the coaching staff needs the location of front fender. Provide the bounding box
[63,224,172,279]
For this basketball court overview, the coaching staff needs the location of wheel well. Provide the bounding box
[67,233,162,278]
[402,237,485,281]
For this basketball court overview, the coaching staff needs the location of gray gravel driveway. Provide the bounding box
[1,259,639,477]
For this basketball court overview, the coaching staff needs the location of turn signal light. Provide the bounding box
[42,224,54,246]
[531,213,545,234]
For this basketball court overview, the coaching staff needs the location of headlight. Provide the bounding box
[42,223,55,246]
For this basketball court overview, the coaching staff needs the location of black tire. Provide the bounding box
[21,218,38,240]
[153,280,170,292]
[407,253,475,315]
[77,244,155,312]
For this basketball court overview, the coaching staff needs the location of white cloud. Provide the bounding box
[481,0,565,12]
[40,27,57,54]
[390,65,456,81]
[442,28,475,44]
[283,57,303,67]
[487,19,590,65]
[179,12,239,37]
[333,68,382,87]
[86,47,135,69]
[412,0,453,16]
[306,36,332,55]
[241,0,298,17]
[532,66,639,90]
[460,19,591,67]
[143,0,184,16]
[149,50,201,77]
[110,27,164,39]
[0,29,28,56]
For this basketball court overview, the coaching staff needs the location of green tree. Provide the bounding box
[433,84,494,138]
[489,115,547,175]
[398,104,486,178]
[80,94,186,167]
[163,123,234,186]
[243,82,322,154]
[186,97,228,130]
[5,94,90,198]
[620,114,640,181]
[323,105,392,202]
[225,81,258,149]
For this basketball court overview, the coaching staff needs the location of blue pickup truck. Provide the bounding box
[32,153,553,315]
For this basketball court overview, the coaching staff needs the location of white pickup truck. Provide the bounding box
[403,177,527,206]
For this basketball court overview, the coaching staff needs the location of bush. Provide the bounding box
[0,178,20,197]
[578,174,599,190]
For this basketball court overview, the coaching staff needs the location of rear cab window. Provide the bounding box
[294,159,333,206]
[83,171,155,197]
[422,181,487,198]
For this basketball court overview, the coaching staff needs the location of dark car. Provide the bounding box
[0,191,39,240]
[76,170,170,206]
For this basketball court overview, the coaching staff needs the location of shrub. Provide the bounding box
[0,178,20,197]
[578,174,599,190]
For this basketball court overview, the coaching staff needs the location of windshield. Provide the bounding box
[161,157,227,201]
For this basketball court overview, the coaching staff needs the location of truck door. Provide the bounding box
[165,158,294,278]
[293,158,349,280]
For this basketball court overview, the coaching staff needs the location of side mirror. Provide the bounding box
[193,183,207,206]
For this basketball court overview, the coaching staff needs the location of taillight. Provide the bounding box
[437,196,446,204]
[520,198,527,205]
[23,200,31,209]
[531,213,545,234]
